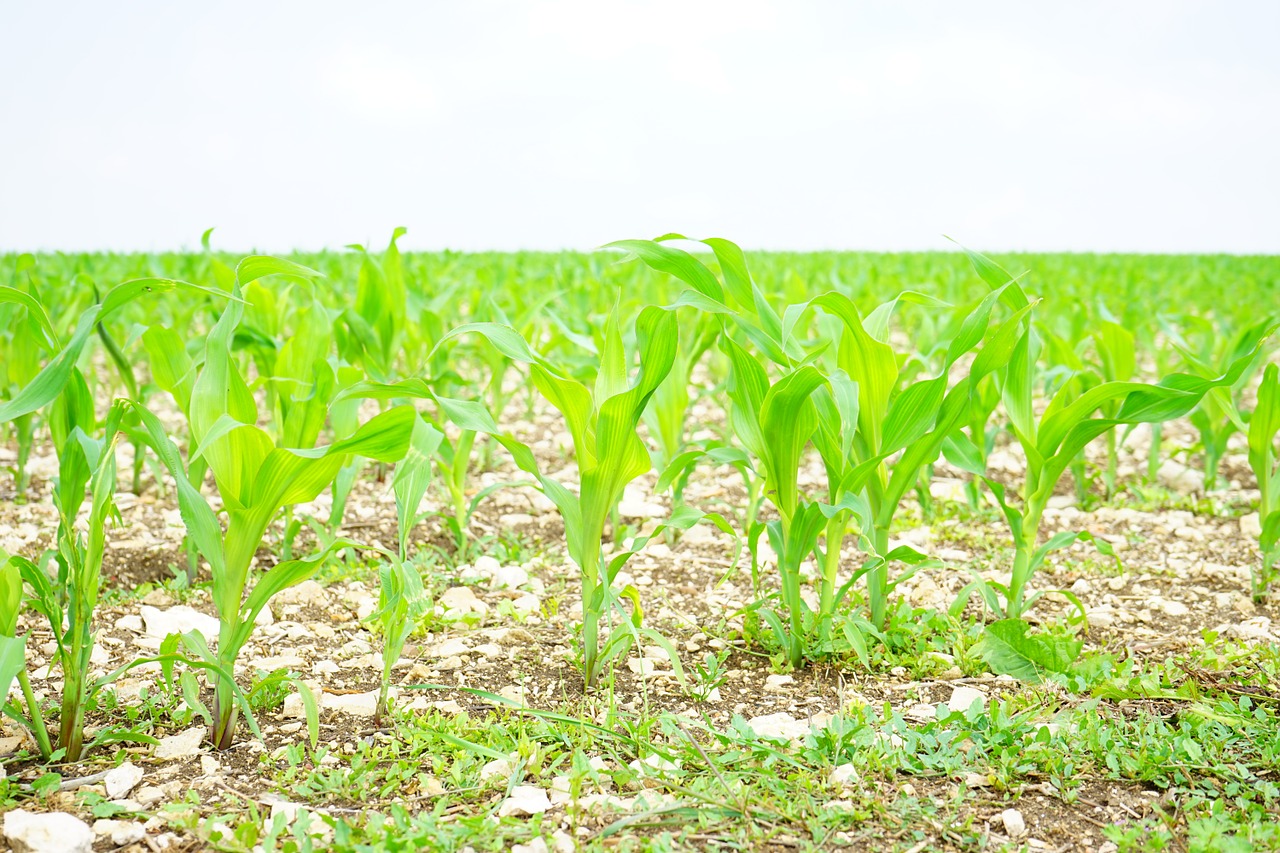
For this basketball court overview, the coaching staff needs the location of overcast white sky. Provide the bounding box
[2,1,1277,254]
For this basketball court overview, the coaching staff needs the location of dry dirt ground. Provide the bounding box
[0,403,1277,852]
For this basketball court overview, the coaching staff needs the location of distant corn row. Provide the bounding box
[0,233,1276,764]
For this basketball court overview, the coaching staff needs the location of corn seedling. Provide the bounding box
[1248,364,1280,600]
[366,417,441,720]
[11,400,128,761]
[135,256,416,748]
[440,301,722,687]
[1164,317,1273,491]
[961,248,1273,620]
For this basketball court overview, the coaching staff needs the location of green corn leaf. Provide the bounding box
[235,256,322,287]
[0,285,59,349]
[602,239,726,304]
[1248,364,1278,481]
[0,278,219,423]
[142,325,196,412]
[759,367,825,521]
[393,418,445,559]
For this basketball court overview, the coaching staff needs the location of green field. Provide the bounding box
[1,239,1278,852]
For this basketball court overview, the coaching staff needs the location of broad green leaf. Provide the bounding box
[973,619,1082,684]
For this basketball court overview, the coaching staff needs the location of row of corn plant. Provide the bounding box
[0,238,1275,765]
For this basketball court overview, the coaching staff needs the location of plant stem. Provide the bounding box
[14,415,32,496]
[1007,503,1044,619]
[581,593,601,687]
[818,515,844,628]
[1148,422,1163,482]
[1006,542,1033,620]
[869,526,889,629]
[17,668,52,759]
[132,439,145,495]
[1105,430,1118,497]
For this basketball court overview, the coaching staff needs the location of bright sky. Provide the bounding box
[2,1,1277,254]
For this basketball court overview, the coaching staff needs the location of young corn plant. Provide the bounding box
[1163,317,1273,491]
[0,262,56,498]
[14,399,123,761]
[9,399,170,760]
[366,417,442,721]
[1248,364,1280,601]
[1089,318,1137,498]
[136,257,416,748]
[720,338,831,668]
[961,248,1274,621]
[804,285,1029,633]
[440,302,721,687]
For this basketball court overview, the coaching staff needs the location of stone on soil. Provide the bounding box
[4,810,93,853]
[498,785,553,816]
[104,761,143,799]
[92,819,146,847]
[747,712,809,741]
[948,686,986,714]
[999,807,1026,837]
[139,605,219,641]
[154,727,205,760]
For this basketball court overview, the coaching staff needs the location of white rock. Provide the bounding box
[829,763,859,785]
[1087,604,1117,628]
[938,548,970,562]
[629,753,680,775]
[1158,599,1190,617]
[114,614,143,633]
[92,819,146,847]
[473,555,502,576]
[746,712,809,741]
[498,785,553,817]
[250,654,307,671]
[326,690,380,717]
[764,674,794,691]
[999,807,1026,837]
[1158,460,1203,495]
[512,839,550,853]
[491,564,530,589]
[4,810,93,853]
[617,486,664,519]
[480,758,514,781]
[134,786,165,807]
[439,586,488,617]
[154,727,205,760]
[947,686,986,714]
[139,605,219,641]
[104,761,143,799]
[1240,512,1262,539]
[430,637,471,657]
[274,580,328,607]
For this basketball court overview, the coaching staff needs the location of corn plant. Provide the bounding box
[340,229,409,384]
[366,417,441,720]
[0,551,49,758]
[1248,364,1280,600]
[135,256,416,748]
[10,398,123,761]
[720,339,831,667]
[1163,317,1273,491]
[440,301,725,686]
[961,248,1273,620]
[794,286,1029,639]
[642,314,719,473]
[1089,317,1137,497]
[0,260,56,497]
